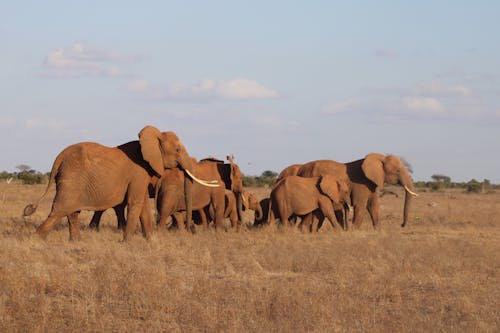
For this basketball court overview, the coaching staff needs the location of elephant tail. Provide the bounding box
[23,152,63,217]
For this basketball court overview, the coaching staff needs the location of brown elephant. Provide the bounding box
[87,182,156,231]
[276,163,303,182]
[297,153,418,229]
[252,198,270,227]
[176,189,262,230]
[268,175,350,229]
[220,155,245,224]
[156,157,226,231]
[175,189,241,229]
[23,126,216,241]
[242,190,264,224]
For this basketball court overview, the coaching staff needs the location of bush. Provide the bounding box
[243,171,277,188]
[17,172,47,185]
[465,179,482,193]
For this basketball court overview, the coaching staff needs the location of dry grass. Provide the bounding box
[1,183,499,332]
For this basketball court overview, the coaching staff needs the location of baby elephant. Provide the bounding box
[269,175,350,230]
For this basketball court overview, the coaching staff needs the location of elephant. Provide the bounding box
[275,163,304,224]
[23,125,217,241]
[185,189,262,229]
[276,163,303,182]
[172,189,242,229]
[268,175,351,230]
[297,153,418,229]
[156,157,226,231]
[219,155,245,224]
[87,182,157,231]
[242,190,264,225]
[252,198,270,227]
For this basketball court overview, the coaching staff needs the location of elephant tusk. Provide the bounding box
[185,169,220,188]
[242,193,247,205]
[404,185,419,197]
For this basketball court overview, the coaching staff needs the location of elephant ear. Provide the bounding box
[227,155,241,191]
[362,153,385,188]
[319,175,340,204]
[138,125,164,175]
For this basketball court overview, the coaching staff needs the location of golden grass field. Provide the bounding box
[1,182,499,332]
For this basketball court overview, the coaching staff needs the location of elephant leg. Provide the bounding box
[318,196,339,230]
[123,188,147,241]
[367,194,380,230]
[277,206,292,228]
[173,212,185,230]
[115,202,127,231]
[351,204,367,229]
[334,209,345,230]
[312,210,326,232]
[36,208,69,240]
[139,194,153,240]
[229,205,239,229]
[311,214,320,233]
[200,207,210,228]
[212,194,226,231]
[158,212,170,229]
[68,211,82,241]
[343,204,350,231]
[300,213,312,233]
[88,210,104,230]
[123,205,141,240]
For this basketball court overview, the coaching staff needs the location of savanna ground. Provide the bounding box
[0,182,499,332]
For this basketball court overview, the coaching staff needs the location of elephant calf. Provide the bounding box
[269,175,350,230]
[182,190,263,229]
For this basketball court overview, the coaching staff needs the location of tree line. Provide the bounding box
[1,166,498,194]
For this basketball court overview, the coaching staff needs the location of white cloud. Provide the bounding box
[216,79,278,99]
[375,48,398,58]
[127,78,278,101]
[42,42,133,78]
[414,81,472,97]
[24,117,69,131]
[401,97,445,113]
[322,80,499,122]
[322,98,362,114]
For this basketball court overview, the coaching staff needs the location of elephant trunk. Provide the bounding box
[401,190,412,227]
[237,192,244,225]
[400,174,417,227]
[184,176,193,232]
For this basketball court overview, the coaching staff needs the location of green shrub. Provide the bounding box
[17,172,47,185]
[465,179,482,193]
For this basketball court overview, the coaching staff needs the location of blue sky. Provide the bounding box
[1,1,499,182]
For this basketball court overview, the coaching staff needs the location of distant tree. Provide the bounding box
[16,164,31,173]
[465,179,482,193]
[261,170,278,179]
[431,174,451,184]
[242,170,278,188]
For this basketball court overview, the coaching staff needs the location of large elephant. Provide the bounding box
[156,157,226,231]
[23,125,216,241]
[276,163,303,182]
[268,175,350,229]
[297,153,418,229]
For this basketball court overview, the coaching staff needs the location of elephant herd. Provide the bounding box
[23,125,418,241]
